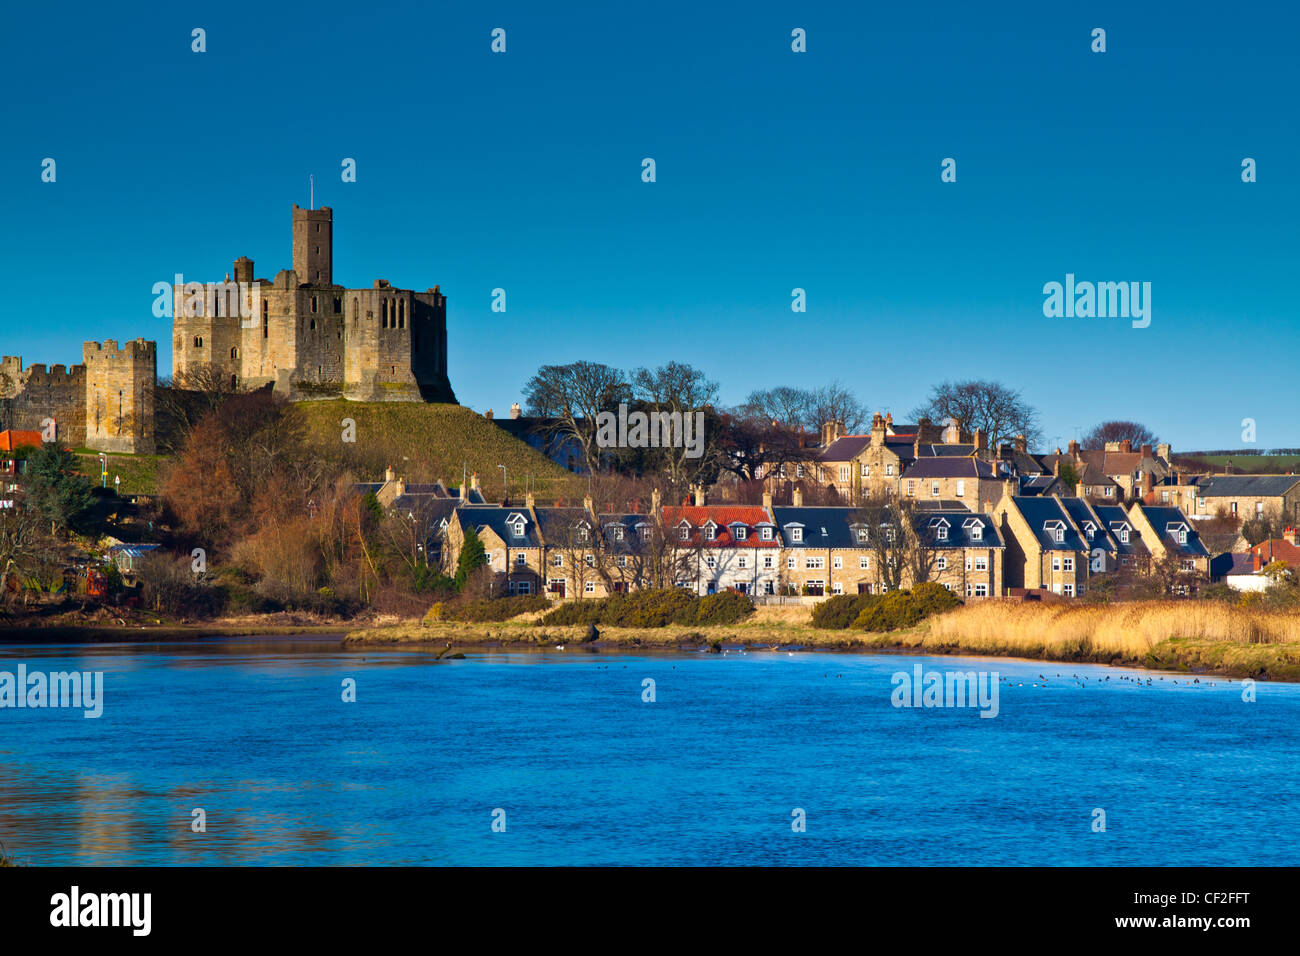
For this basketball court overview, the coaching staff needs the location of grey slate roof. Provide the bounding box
[819,435,872,460]
[1139,505,1211,557]
[902,457,996,479]
[458,504,542,547]
[1090,504,1149,557]
[916,511,1004,549]
[1012,497,1088,551]
[1194,475,1300,498]
[771,506,865,549]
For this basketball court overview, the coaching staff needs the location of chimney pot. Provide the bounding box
[792,486,804,507]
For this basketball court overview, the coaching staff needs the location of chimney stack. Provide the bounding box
[1285,527,1298,547]
[1014,434,1027,454]
[1067,439,1080,459]
[870,413,887,447]
[1140,443,1152,458]
[792,486,804,507]
[1121,438,1133,453]
[394,477,406,498]
[1076,482,1086,499]
[485,408,494,420]
[693,485,705,507]
[526,491,536,510]
[762,490,772,511]
[384,465,395,482]
[973,428,986,453]
[470,472,480,492]
[510,402,522,419]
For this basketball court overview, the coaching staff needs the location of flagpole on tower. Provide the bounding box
[309,174,314,210]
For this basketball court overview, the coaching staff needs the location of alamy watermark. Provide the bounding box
[0,664,103,718]
[152,275,257,324]
[595,403,704,459]
[891,663,999,718]
[1042,273,1151,328]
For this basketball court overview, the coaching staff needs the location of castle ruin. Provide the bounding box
[172,204,457,403]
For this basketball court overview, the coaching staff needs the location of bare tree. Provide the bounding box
[910,379,1042,448]
[524,361,631,473]
[739,386,815,430]
[629,361,725,501]
[809,381,867,433]
[852,495,930,592]
[1082,420,1160,448]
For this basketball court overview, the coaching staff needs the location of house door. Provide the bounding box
[858,583,872,595]
[548,579,566,598]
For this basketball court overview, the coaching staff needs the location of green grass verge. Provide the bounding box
[294,401,587,500]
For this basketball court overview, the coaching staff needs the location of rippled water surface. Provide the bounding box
[0,638,1296,865]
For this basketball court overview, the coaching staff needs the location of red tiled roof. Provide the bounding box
[0,430,44,452]
[1248,538,1300,567]
[662,505,777,547]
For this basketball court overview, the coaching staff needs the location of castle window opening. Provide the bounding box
[231,375,237,389]
[310,318,316,330]
[194,336,203,348]
[230,347,239,360]
[311,295,318,314]
[263,315,268,339]
[333,297,342,314]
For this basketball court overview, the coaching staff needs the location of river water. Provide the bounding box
[0,638,1295,865]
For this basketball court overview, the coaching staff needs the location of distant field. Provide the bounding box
[1176,453,1300,473]
[293,401,587,501]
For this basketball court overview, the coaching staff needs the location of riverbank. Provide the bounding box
[0,622,347,643]
[344,601,1300,682]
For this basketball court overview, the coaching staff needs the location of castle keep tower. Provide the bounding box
[172,204,455,404]
[292,204,332,286]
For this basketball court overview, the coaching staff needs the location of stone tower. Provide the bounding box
[84,339,156,454]
[292,204,333,286]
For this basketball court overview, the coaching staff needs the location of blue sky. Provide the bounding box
[2,1,1296,452]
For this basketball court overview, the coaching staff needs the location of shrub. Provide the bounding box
[908,581,961,617]
[695,590,755,625]
[539,588,754,628]
[811,593,878,629]
[445,594,551,622]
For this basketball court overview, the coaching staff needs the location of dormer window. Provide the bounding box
[856,528,868,543]
[970,526,982,541]
[679,526,690,541]
[1044,519,1065,543]
[704,525,716,541]
[614,526,624,540]
[789,526,803,543]
[935,526,948,541]
[733,526,747,541]
[760,527,773,540]
[1177,530,1187,544]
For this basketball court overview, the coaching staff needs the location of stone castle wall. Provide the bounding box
[0,339,155,453]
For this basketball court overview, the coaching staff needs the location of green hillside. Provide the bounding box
[73,451,165,496]
[294,401,587,500]
[1175,453,1300,474]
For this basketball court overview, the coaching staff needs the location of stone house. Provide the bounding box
[993,496,1092,597]
[1183,475,1300,526]
[661,493,780,596]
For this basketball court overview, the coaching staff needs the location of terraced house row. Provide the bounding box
[404,476,1208,601]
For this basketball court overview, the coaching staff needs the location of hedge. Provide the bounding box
[429,594,552,623]
[539,588,754,628]
[850,582,961,632]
